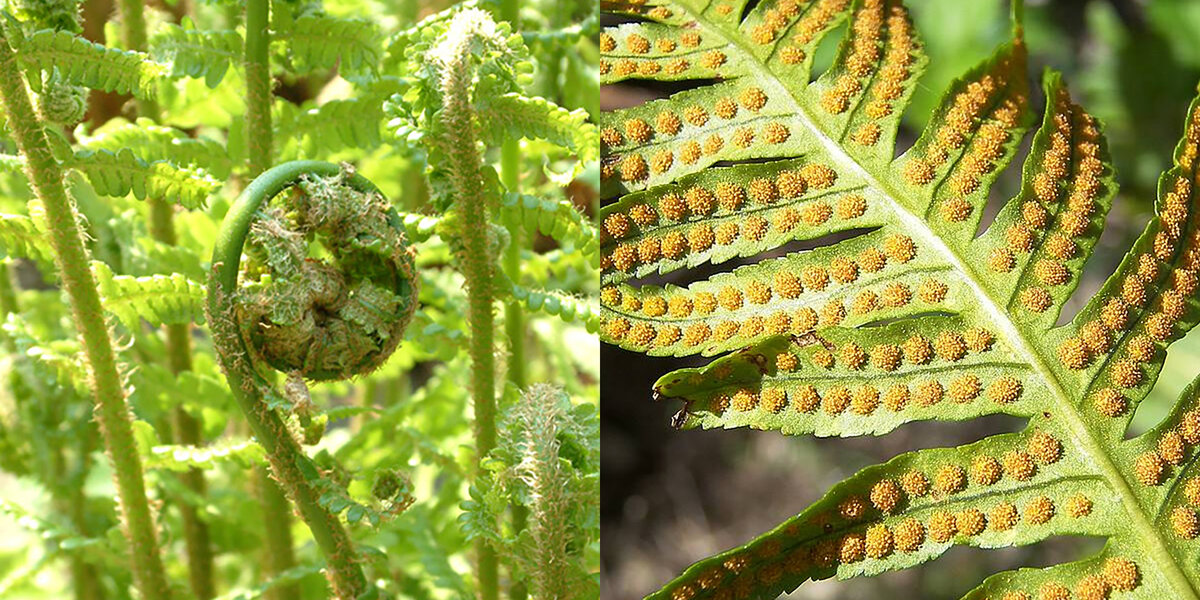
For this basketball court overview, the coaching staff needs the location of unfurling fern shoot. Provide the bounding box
[207,160,418,599]
[602,0,1200,598]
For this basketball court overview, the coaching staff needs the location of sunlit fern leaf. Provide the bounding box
[2,315,88,395]
[149,23,242,88]
[77,118,234,179]
[498,192,600,263]
[143,439,266,473]
[477,93,601,164]
[503,278,600,333]
[0,213,53,266]
[63,148,220,209]
[91,261,206,328]
[273,80,401,157]
[11,29,167,99]
[600,0,1200,598]
[273,14,383,79]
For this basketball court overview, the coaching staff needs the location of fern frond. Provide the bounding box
[274,81,401,157]
[504,279,600,333]
[64,148,220,209]
[478,93,599,163]
[0,213,52,265]
[602,1,1200,598]
[274,14,383,78]
[13,29,167,98]
[78,118,234,179]
[499,192,599,263]
[144,439,266,472]
[91,261,207,328]
[149,23,242,87]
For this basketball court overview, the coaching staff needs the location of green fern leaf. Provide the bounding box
[64,148,220,209]
[91,261,206,328]
[273,14,383,79]
[78,118,234,179]
[13,29,167,99]
[0,213,52,265]
[504,278,600,333]
[601,1,1200,598]
[498,192,599,264]
[478,93,599,164]
[274,80,401,157]
[149,23,242,88]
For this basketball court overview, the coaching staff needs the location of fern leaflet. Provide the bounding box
[91,261,207,328]
[600,1,1200,598]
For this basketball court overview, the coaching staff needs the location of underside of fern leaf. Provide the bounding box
[599,0,1200,598]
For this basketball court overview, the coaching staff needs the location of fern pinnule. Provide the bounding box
[602,0,1200,598]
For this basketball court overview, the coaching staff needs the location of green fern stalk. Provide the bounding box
[432,12,501,599]
[0,25,171,600]
[241,3,298,595]
[208,159,419,599]
[493,2,530,598]
[116,1,217,595]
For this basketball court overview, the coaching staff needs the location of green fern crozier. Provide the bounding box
[600,0,1200,598]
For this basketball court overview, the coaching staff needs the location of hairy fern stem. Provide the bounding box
[432,13,501,599]
[0,25,171,600]
[240,3,299,595]
[117,1,217,595]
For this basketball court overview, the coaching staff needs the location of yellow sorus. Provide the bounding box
[731,389,758,411]
[1027,431,1063,465]
[761,388,788,413]
[794,386,821,413]
[928,511,957,543]
[870,344,902,371]
[970,455,1002,486]
[748,178,779,204]
[870,479,902,514]
[934,464,966,495]
[1102,558,1140,592]
[858,247,887,272]
[956,509,986,536]
[882,385,909,411]
[900,470,930,497]
[934,331,967,362]
[893,518,925,552]
[988,377,1023,404]
[1158,431,1186,465]
[913,380,944,406]
[774,272,803,299]
[864,524,893,559]
[1065,493,1093,518]
[1002,450,1036,481]
[1134,452,1165,486]
[1057,337,1091,370]
[1024,496,1055,525]
[823,386,851,414]
[852,386,879,415]
[1172,507,1199,539]
[917,278,947,303]
[839,342,867,370]
[990,502,1019,531]
[1020,287,1052,313]
[948,375,980,403]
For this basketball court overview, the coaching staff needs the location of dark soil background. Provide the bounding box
[600,0,1200,598]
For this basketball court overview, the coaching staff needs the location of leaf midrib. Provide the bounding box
[679,5,1200,597]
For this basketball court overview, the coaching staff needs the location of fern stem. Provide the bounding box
[432,13,502,600]
[0,28,171,600]
[493,4,530,599]
[115,1,218,594]
[208,160,406,600]
[240,3,298,594]
[244,0,272,177]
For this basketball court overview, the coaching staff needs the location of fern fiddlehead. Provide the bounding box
[207,160,418,600]
[0,19,170,600]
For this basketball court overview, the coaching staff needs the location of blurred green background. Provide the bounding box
[600,0,1200,598]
